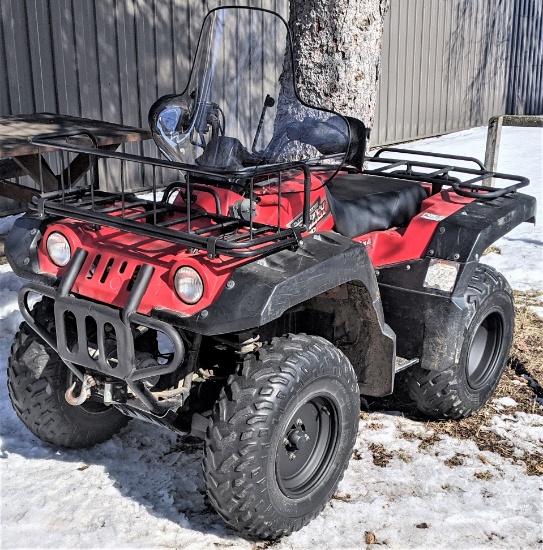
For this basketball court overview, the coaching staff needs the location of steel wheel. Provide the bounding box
[467,311,503,389]
[276,396,340,498]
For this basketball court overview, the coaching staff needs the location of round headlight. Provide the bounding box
[174,266,204,304]
[46,232,71,267]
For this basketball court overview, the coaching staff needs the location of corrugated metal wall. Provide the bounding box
[1,0,541,213]
[0,0,287,124]
[374,0,520,144]
[506,0,543,115]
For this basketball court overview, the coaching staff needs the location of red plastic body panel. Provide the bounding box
[36,173,334,315]
[36,173,472,315]
[354,190,474,266]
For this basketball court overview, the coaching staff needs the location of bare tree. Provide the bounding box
[288,0,390,134]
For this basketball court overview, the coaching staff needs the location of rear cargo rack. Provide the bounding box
[364,147,529,198]
[29,132,312,259]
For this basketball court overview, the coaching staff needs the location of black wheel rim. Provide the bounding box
[466,311,503,389]
[276,395,340,499]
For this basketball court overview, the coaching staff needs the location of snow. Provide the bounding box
[493,396,518,409]
[1,126,542,549]
[488,413,543,456]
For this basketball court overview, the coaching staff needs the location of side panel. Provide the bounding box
[378,259,476,370]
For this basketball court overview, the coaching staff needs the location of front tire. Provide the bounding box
[406,264,514,419]
[203,334,359,539]
[7,300,129,448]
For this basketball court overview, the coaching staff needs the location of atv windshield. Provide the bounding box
[149,7,352,173]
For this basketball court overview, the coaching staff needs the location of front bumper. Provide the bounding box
[18,248,185,409]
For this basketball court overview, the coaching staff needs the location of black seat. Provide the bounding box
[325,174,428,238]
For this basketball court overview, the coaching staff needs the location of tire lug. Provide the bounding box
[288,452,296,461]
[296,418,303,426]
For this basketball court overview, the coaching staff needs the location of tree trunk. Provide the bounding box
[288,0,389,139]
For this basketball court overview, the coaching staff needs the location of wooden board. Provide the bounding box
[0,113,152,159]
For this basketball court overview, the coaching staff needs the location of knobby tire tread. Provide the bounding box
[203,333,358,539]
[406,264,514,419]
[7,300,129,448]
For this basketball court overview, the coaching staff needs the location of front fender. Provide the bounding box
[5,214,57,286]
[155,232,382,334]
[154,231,396,397]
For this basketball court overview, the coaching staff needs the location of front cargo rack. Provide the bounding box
[29,131,312,259]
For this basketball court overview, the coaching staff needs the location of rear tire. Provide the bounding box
[406,264,514,419]
[7,300,129,448]
[203,334,359,539]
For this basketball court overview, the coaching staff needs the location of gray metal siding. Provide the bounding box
[0,0,541,215]
[0,0,287,125]
[3,0,539,137]
[506,0,543,115]
[374,0,522,145]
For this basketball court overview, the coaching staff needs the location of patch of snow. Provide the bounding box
[494,397,518,408]
[530,306,543,319]
[137,190,165,202]
[0,214,22,234]
[489,413,543,455]
[1,409,542,549]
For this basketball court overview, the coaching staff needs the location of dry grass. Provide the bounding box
[474,471,493,480]
[367,291,543,476]
[444,453,468,467]
[482,245,501,256]
[368,443,393,467]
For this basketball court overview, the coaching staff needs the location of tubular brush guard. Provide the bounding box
[18,248,185,414]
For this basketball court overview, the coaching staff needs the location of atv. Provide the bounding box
[5,6,536,540]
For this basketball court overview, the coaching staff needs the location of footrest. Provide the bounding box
[395,357,419,373]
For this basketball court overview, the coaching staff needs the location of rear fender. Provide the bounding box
[386,191,536,371]
[426,192,536,262]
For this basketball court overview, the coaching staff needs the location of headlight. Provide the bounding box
[174,266,204,304]
[46,232,71,267]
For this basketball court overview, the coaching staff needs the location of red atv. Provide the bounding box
[6,6,536,540]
